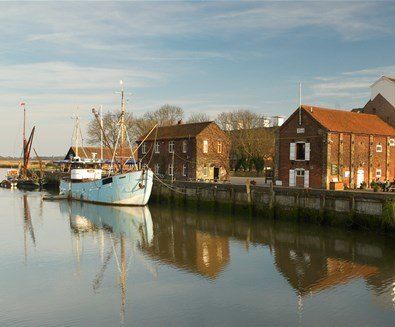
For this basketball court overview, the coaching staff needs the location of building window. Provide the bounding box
[376,144,383,153]
[182,164,187,177]
[389,139,395,147]
[296,169,305,177]
[154,163,160,174]
[142,142,147,154]
[203,165,209,176]
[155,142,160,153]
[217,141,222,154]
[168,164,173,176]
[182,140,188,153]
[376,169,382,178]
[203,140,208,154]
[290,142,310,161]
[331,164,338,175]
[169,140,174,153]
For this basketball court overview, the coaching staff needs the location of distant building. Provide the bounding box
[137,121,230,181]
[370,76,395,108]
[276,105,395,189]
[356,76,395,128]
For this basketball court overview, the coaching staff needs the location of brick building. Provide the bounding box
[276,105,395,189]
[137,121,230,181]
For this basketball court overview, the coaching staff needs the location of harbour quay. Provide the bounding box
[151,180,395,234]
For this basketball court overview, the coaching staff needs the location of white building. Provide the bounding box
[371,76,395,107]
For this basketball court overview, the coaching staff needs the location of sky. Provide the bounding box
[2,1,395,156]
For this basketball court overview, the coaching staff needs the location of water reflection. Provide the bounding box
[59,200,395,321]
[22,194,36,263]
[146,206,395,310]
[62,201,155,324]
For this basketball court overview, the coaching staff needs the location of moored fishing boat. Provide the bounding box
[59,82,154,206]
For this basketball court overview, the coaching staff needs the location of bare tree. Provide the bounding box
[187,112,211,123]
[217,109,275,175]
[143,104,184,126]
[87,104,185,146]
[216,109,267,131]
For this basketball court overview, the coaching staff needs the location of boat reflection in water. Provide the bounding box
[63,201,154,324]
[60,201,395,321]
[22,194,36,264]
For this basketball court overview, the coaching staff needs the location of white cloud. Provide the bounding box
[305,65,395,108]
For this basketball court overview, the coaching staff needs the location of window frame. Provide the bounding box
[295,142,306,161]
[168,163,173,176]
[376,169,382,178]
[142,142,147,154]
[182,140,188,153]
[168,140,174,153]
[376,143,383,153]
[203,140,208,154]
[155,142,160,153]
[217,141,222,154]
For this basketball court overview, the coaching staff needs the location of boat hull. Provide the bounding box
[60,170,153,206]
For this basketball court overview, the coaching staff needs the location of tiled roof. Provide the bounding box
[302,105,395,136]
[69,146,135,160]
[139,121,213,141]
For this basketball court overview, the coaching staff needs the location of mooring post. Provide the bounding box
[246,179,251,204]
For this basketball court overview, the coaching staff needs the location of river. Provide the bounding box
[0,186,394,326]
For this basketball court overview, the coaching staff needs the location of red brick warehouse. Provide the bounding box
[137,121,230,181]
[276,105,395,189]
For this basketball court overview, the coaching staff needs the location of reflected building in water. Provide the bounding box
[61,201,395,313]
[140,221,230,279]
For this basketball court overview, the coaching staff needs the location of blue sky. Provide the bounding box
[1,1,395,155]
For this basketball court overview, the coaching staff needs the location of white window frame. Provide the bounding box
[168,163,173,176]
[168,140,174,153]
[291,141,310,161]
[203,140,208,154]
[154,163,160,174]
[289,169,295,187]
[376,169,382,178]
[389,139,395,147]
[217,141,222,154]
[142,142,147,154]
[182,140,188,153]
[376,143,383,153]
[155,142,160,153]
[182,164,187,177]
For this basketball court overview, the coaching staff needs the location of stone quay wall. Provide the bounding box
[151,180,395,234]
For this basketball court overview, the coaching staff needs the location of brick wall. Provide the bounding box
[363,94,395,127]
[138,123,230,181]
[196,123,230,180]
[277,108,395,189]
[138,138,197,180]
[277,109,325,188]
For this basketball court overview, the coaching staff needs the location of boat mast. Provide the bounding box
[22,103,27,178]
[119,80,126,171]
[99,105,103,161]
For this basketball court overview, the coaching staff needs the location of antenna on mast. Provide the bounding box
[298,82,302,125]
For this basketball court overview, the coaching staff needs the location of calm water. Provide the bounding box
[1,188,395,326]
